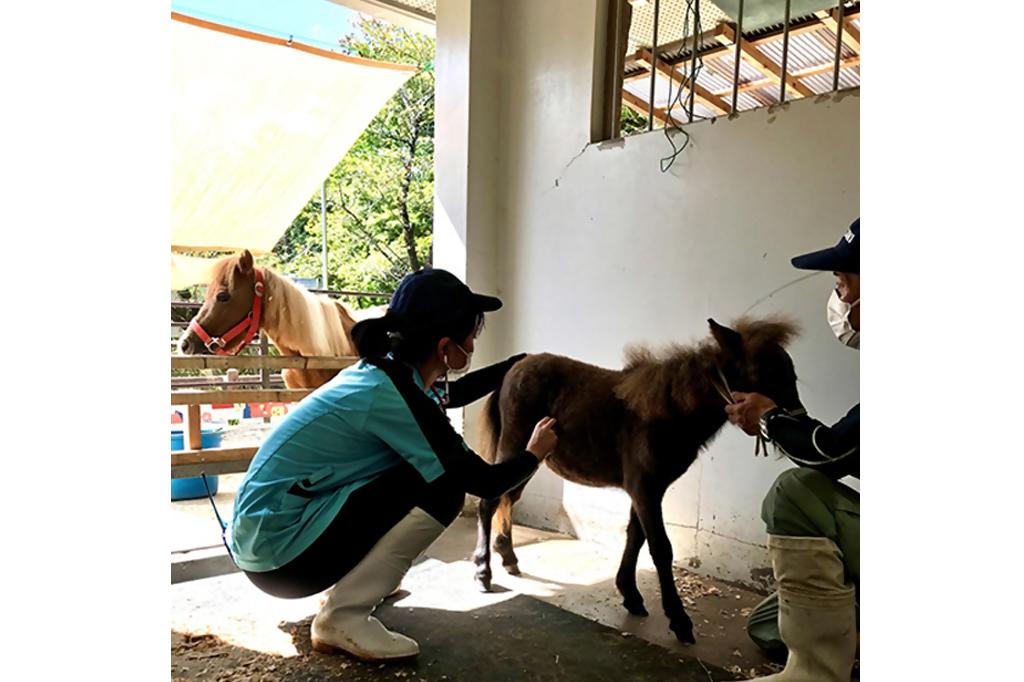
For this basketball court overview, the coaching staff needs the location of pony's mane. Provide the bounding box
[613,315,800,421]
[731,314,801,355]
[262,267,361,356]
[615,341,719,421]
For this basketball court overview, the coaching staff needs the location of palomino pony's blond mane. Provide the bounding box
[257,268,384,388]
[260,268,360,357]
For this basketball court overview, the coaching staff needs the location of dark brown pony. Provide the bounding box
[473,317,802,644]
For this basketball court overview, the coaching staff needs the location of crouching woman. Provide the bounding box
[228,269,557,661]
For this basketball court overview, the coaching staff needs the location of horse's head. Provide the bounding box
[177,250,262,355]
[708,316,802,411]
[615,316,803,422]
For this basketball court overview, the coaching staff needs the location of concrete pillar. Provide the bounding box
[433,0,504,448]
[433,0,501,294]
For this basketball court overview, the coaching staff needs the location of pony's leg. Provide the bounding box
[631,483,695,644]
[484,415,534,580]
[473,496,499,592]
[615,507,648,616]
[492,483,528,575]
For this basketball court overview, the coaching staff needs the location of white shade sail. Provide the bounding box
[171,12,415,263]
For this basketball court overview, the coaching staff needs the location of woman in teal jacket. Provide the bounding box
[229,268,557,661]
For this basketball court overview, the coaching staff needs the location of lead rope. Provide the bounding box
[712,367,769,457]
[201,473,236,563]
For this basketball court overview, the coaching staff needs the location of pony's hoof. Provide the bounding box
[504,563,521,576]
[670,620,696,645]
[622,598,648,617]
[475,573,493,593]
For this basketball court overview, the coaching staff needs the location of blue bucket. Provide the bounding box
[171,428,222,501]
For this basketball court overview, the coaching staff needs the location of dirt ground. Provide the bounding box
[172,468,863,681]
[172,505,790,680]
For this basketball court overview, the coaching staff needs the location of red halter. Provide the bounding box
[188,269,265,355]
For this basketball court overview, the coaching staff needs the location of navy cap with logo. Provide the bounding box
[387,268,502,331]
[791,218,859,274]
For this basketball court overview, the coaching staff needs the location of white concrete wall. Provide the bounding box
[436,0,859,586]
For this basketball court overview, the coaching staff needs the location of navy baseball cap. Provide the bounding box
[387,268,502,331]
[791,218,859,274]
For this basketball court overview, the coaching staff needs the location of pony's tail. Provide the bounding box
[493,495,513,538]
[478,384,503,465]
[478,356,513,466]
[479,366,518,537]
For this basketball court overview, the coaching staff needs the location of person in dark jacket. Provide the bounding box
[229,268,557,661]
[726,219,860,682]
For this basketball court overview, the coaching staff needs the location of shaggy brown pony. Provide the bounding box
[473,317,802,644]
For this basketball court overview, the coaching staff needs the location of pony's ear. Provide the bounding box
[708,318,744,357]
[238,250,254,273]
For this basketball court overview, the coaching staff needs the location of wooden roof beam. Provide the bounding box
[623,5,862,98]
[621,89,672,126]
[709,55,860,98]
[815,8,860,52]
[636,48,731,115]
[716,23,815,99]
[626,5,861,70]
[792,54,859,79]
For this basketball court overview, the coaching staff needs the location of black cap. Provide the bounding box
[791,218,859,274]
[387,268,502,331]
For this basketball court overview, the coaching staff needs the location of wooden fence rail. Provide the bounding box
[171,355,357,371]
[171,447,260,478]
[170,355,358,477]
[172,389,313,406]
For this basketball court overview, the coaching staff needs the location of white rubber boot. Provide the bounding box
[310,507,444,661]
[754,535,858,681]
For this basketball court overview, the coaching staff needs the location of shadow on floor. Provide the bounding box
[172,593,743,682]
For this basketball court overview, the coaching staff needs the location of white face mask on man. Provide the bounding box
[827,290,860,350]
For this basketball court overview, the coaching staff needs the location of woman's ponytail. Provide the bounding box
[351,315,393,358]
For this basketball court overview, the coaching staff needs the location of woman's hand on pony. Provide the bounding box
[527,417,559,461]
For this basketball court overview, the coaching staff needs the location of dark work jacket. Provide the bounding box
[765,403,860,480]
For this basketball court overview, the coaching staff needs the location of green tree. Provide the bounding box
[262,16,435,301]
[620,105,648,136]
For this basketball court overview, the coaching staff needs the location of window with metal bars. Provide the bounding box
[595,0,861,142]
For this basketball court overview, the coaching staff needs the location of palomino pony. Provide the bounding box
[176,250,384,389]
[473,317,802,644]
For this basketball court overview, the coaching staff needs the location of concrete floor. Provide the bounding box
[172,476,782,679]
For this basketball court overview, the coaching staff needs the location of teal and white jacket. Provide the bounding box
[228,355,535,572]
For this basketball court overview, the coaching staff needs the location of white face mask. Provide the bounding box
[827,290,860,350]
[436,342,473,407]
[444,342,473,375]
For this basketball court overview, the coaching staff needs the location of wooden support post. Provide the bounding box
[260,333,270,424]
[185,404,202,450]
